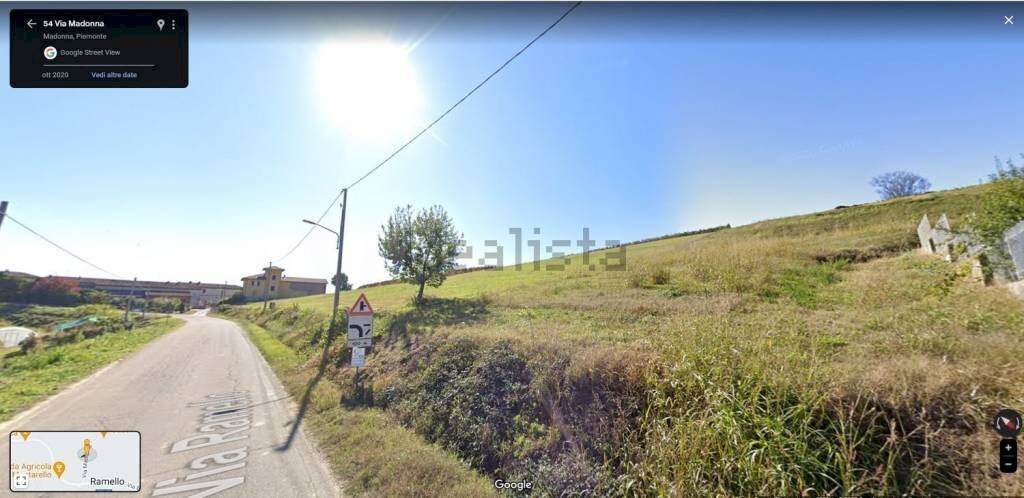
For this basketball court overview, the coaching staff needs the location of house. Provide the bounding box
[240,266,327,301]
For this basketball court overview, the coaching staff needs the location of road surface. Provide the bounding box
[1,310,341,497]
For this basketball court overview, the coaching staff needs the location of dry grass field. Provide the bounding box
[227,184,1024,496]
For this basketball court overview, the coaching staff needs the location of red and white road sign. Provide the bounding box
[347,294,374,348]
[348,293,374,315]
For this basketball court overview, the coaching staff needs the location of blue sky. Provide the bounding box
[2,2,1022,287]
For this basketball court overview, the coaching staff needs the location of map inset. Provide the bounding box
[9,431,140,492]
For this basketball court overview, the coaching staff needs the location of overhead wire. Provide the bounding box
[273,1,583,263]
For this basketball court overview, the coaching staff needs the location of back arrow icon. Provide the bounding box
[26,19,36,29]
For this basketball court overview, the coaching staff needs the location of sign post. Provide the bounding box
[346,293,373,397]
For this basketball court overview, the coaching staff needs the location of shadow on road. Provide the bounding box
[276,327,334,452]
[238,394,293,411]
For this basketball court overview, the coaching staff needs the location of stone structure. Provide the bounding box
[916,213,972,261]
[1005,220,1024,281]
[916,214,1024,287]
[917,215,934,254]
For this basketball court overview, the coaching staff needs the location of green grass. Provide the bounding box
[0,316,184,421]
[231,317,495,498]
[231,184,1024,496]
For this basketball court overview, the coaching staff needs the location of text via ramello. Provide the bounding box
[152,391,253,497]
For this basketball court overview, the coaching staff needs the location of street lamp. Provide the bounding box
[302,219,339,248]
[302,188,347,343]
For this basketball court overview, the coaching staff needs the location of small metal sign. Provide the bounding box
[351,347,366,368]
[346,294,373,348]
[347,314,373,348]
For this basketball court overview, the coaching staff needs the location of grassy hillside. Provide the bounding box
[228,184,1024,496]
[0,307,184,421]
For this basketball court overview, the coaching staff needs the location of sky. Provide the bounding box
[2,2,1023,288]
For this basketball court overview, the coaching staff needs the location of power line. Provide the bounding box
[274,1,582,263]
[276,188,345,262]
[345,1,583,191]
[4,213,122,278]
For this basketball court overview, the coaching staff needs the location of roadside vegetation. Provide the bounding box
[0,304,184,421]
[968,155,1024,273]
[0,275,189,312]
[225,315,495,497]
[224,183,1024,496]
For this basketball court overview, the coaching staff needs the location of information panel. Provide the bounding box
[10,10,188,88]
[10,431,141,492]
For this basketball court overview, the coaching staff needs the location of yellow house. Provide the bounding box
[241,266,327,301]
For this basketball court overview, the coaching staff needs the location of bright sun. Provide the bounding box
[314,40,423,141]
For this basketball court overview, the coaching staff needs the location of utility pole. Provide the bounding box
[0,201,8,236]
[328,189,348,343]
[263,261,271,311]
[123,277,137,327]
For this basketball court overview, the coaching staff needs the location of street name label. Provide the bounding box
[9,431,141,492]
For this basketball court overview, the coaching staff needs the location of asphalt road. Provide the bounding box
[1,310,341,497]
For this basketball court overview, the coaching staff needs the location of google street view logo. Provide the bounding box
[43,46,57,60]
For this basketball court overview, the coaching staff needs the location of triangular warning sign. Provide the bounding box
[348,293,374,315]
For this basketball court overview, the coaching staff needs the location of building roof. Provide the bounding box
[282,277,328,284]
[242,268,325,285]
[62,276,240,291]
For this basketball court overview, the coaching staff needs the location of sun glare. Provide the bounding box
[314,40,424,141]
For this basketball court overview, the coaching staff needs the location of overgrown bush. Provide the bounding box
[18,334,37,354]
[223,292,246,305]
[626,265,672,288]
[969,156,1024,248]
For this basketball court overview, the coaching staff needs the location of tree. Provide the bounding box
[869,171,932,200]
[331,272,353,291]
[27,277,79,306]
[378,205,461,304]
[224,292,246,305]
[148,297,181,313]
[81,289,113,305]
[0,274,32,303]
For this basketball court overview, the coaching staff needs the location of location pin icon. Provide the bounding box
[53,461,65,478]
[156,19,165,31]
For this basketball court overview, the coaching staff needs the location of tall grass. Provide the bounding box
[235,184,1024,496]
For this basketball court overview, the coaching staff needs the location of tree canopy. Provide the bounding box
[378,205,461,304]
[869,171,932,200]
